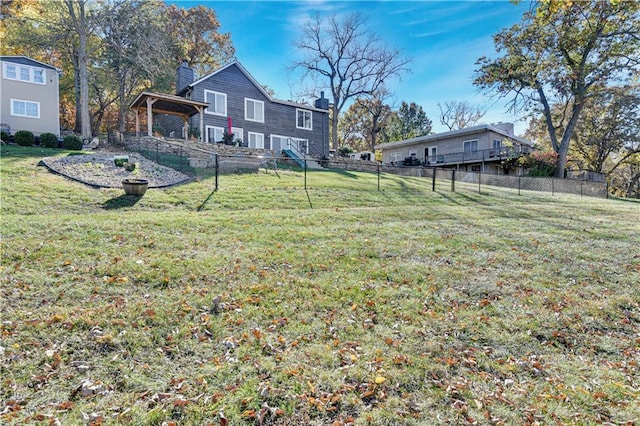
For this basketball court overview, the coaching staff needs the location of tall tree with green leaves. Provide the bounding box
[381,101,432,142]
[524,85,640,196]
[98,0,171,132]
[338,88,393,152]
[474,0,640,178]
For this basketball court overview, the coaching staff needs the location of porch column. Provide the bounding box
[183,115,189,141]
[134,107,140,136]
[197,106,204,142]
[146,97,153,136]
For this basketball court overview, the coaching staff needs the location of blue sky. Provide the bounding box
[171,1,531,134]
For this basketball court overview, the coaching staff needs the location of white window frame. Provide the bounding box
[11,99,40,118]
[296,108,312,130]
[463,139,478,153]
[493,139,502,149]
[205,125,224,143]
[3,63,17,79]
[231,127,244,144]
[33,68,44,84]
[3,63,46,85]
[247,131,264,149]
[245,98,264,123]
[204,90,227,116]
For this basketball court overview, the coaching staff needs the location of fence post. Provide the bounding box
[179,146,183,172]
[214,154,219,191]
[304,158,307,191]
[432,168,436,192]
[552,178,555,196]
[377,163,380,192]
[451,170,455,193]
[518,176,521,196]
[478,171,481,194]
[156,142,159,163]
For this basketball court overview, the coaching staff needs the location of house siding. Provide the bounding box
[0,57,60,136]
[377,125,532,175]
[159,63,329,156]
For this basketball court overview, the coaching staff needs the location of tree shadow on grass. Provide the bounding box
[102,194,143,209]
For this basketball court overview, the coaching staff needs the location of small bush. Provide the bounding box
[40,133,59,148]
[63,135,83,151]
[1,130,9,142]
[14,130,35,147]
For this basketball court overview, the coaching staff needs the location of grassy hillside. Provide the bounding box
[1,145,639,425]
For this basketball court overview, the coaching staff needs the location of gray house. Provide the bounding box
[375,123,534,174]
[159,60,330,158]
[0,56,60,136]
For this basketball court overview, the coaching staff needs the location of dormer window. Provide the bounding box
[3,62,46,85]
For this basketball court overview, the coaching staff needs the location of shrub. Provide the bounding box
[520,151,558,177]
[63,135,83,151]
[1,130,9,143]
[14,130,35,147]
[40,133,59,148]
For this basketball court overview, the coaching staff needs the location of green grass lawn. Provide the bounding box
[1,145,639,425]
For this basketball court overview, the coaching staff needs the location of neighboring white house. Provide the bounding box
[375,123,535,174]
[0,56,61,137]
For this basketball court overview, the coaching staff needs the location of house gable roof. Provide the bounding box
[0,55,60,72]
[374,123,533,150]
[186,60,326,113]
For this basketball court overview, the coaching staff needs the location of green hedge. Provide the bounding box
[40,133,59,148]
[62,135,83,150]
[14,130,35,147]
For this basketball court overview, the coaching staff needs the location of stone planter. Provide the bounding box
[122,178,148,196]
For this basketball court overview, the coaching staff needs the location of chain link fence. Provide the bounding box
[112,133,608,199]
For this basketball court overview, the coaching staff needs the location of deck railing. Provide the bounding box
[422,146,534,166]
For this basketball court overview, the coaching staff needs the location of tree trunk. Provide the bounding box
[626,170,640,198]
[74,63,81,134]
[331,104,339,150]
[77,5,91,141]
[555,146,569,178]
[118,70,127,133]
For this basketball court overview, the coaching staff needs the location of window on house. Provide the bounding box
[4,64,16,79]
[296,109,312,130]
[248,132,264,149]
[11,99,40,118]
[19,67,30,81]
[3,63,46,84]
[245,98,264,122]
[33,69,44,84]
[493,139,502,149]
[204,90,226,116]
[206,126,224,143]
[463,139,478,153]
[232,127,244,144]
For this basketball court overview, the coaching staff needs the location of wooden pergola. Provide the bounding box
[129,92,209,141]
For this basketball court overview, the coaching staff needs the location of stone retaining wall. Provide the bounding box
[123,136,276,171]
